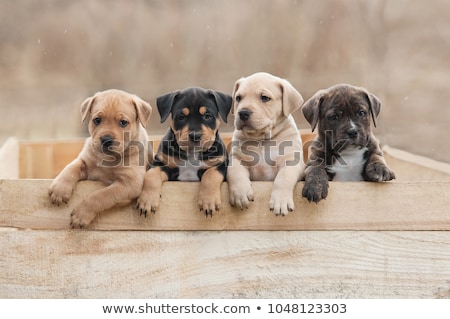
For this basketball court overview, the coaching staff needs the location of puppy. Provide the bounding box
[227,72,305,216]
[48,89,152,228]
[301,84,395,203]
[136,87,232,216]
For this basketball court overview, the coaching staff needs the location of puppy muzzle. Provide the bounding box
[100,135,119,153]
[178,131,213,152]
[235,107,270,134]
[335,129,369,149]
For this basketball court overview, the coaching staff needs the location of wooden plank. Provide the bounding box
[0,137,19,179]
[19,140,85,179]
[383,145,450,174]
[0,179,448,231]
[1,230,449,298]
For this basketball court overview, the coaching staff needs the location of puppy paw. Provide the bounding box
[198,191,221,217]
[70,205,96,229]
[136,192,161,217]
[269,191,295,216]
[229,182,254,209]
[48,181,73,206]
[302,178,329,203]
[365,161,396,182]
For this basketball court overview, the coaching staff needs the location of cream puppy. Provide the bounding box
[227,72,305,216]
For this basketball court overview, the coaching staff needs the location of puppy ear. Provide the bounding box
[231,78,243,115]
[302,90,325,132]
[280,79,304,117]
[80,95,96,123]
[208,90,232,123]
[363,90,381,128]
[156,91,179,123]
[132,95,152,128]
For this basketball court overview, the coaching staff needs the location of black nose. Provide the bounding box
[238,109,252,122]
[188,131,202,142]
[101,135,114,150]
[346,128,358,139]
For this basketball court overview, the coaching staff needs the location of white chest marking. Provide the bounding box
[329,147,368,181]
[177,153,205,181]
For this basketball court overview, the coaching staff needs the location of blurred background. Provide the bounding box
[1,0,449,163]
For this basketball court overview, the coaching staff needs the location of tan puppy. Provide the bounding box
[227,72,305,216]
[48,89,152,228]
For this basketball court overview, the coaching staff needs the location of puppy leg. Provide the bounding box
[270,166,301,216]
[365,153,395,182]
[364,137,395,182]
[302,140,329,203]
[198,167,224,216]
[49,158,87,205]
[136,167,168,216]
[227,158,254,209]
[302,165,329,203]
[70,179,141,228]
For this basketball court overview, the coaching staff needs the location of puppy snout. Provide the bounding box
[346,128,358,139]
[238,109,252,122]
[188,131,202,143]
[101,135,115,150]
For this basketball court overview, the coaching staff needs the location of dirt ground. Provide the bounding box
[1,0,449,164]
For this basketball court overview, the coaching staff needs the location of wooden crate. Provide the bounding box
[0,132,450,298]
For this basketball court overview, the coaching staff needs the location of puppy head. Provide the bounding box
[156,87,232,152]
[81,89,152,157]
[232,72,304,139]
[302,84,381,147]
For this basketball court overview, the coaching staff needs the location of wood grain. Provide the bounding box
[0,179,449,231]
[1,230,450,298]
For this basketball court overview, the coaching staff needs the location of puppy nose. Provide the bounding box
[188,131,202,142]
[346,128,358,139]
[238,109,252,122]
[101,135,115,149]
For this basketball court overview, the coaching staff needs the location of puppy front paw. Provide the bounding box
[302,177,328,203]
[269,191,295,216]
[136,191,161,217]
[198,191,221,217]
[365,161,396,182]
[229,182,254,210]
[48,181,74,206]
[70,205,96,229]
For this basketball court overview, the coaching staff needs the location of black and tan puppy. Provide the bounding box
[137,87,232,216]
[302,84,395,203]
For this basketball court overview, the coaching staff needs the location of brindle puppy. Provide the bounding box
[301,84,395,203]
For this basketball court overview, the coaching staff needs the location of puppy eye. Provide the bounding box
[203,113,213,121]
[260,95,271,102]
[177,114,186,121]
[93,117,101,126]
[328,114,339,121]
[235,95,241,103]
[357,110,367,117]
[119,119,128,127]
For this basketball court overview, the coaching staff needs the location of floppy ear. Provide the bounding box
[80,94,96,123]
[156,91,179,123]
[231,78,243,115]
[132,95,152,128]
[280,79,304,117]
[301,89,326,132]
[363,90,381,128]
[208,90,232,123]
